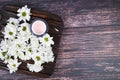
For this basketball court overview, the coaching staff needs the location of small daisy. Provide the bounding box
[14,37,27,49]
[31,52,44,65]
[17,5,31,22]
[18,23,31,35]
[39,34,54,46]
[27,63,43,72]
[3,24,17,39]
[7,17,19,27]
[7,59,21,73]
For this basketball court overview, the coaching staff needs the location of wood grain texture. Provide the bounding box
[0,0,120,80]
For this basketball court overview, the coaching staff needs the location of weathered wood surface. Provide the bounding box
[0,0,120,80]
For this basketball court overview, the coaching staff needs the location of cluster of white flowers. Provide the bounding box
[0,5,54,73]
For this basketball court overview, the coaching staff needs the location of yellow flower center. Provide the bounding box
[22,12,26,17]
[17,44,21,47]
[12,64,16,67]
[28,48,32,52]
[22,26,26,31]
[11,22,15,25]
[36,56,40,61]
[9,32,13,35]
[2,52,7,57]
[44,37,48,42]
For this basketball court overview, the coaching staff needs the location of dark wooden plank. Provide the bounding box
[64,7,120,28]
[9,0,120,28]
[51,25,120,79]
[57,26,120,59]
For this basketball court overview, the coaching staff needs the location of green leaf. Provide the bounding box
[2,52,7,57]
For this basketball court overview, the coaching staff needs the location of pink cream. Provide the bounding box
[31,20,47,35]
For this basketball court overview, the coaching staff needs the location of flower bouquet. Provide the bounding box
[0,5,55,74]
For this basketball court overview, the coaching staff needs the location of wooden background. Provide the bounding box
[0,0,120,80]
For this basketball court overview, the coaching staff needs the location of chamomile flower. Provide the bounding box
[39,34,54,46]
[17,5,31,22]
[3,24,17,39]
[7,59,21,73]
[7,17,19,27]
[18,23,31,35]
[14,38,26,50]
[31,52,44,65]
[27,63,43,72]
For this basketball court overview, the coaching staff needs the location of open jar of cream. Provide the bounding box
[30,18,49,37]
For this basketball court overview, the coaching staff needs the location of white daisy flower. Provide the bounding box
[7,17,19,27]
[27,63,43,72]
[3,24,17,39]
[7,59,21,73]
[17,5,31,22]
[39,34,54,46]
[18,22,31,35]
[31,52,44,65]
[14,38,26,50]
